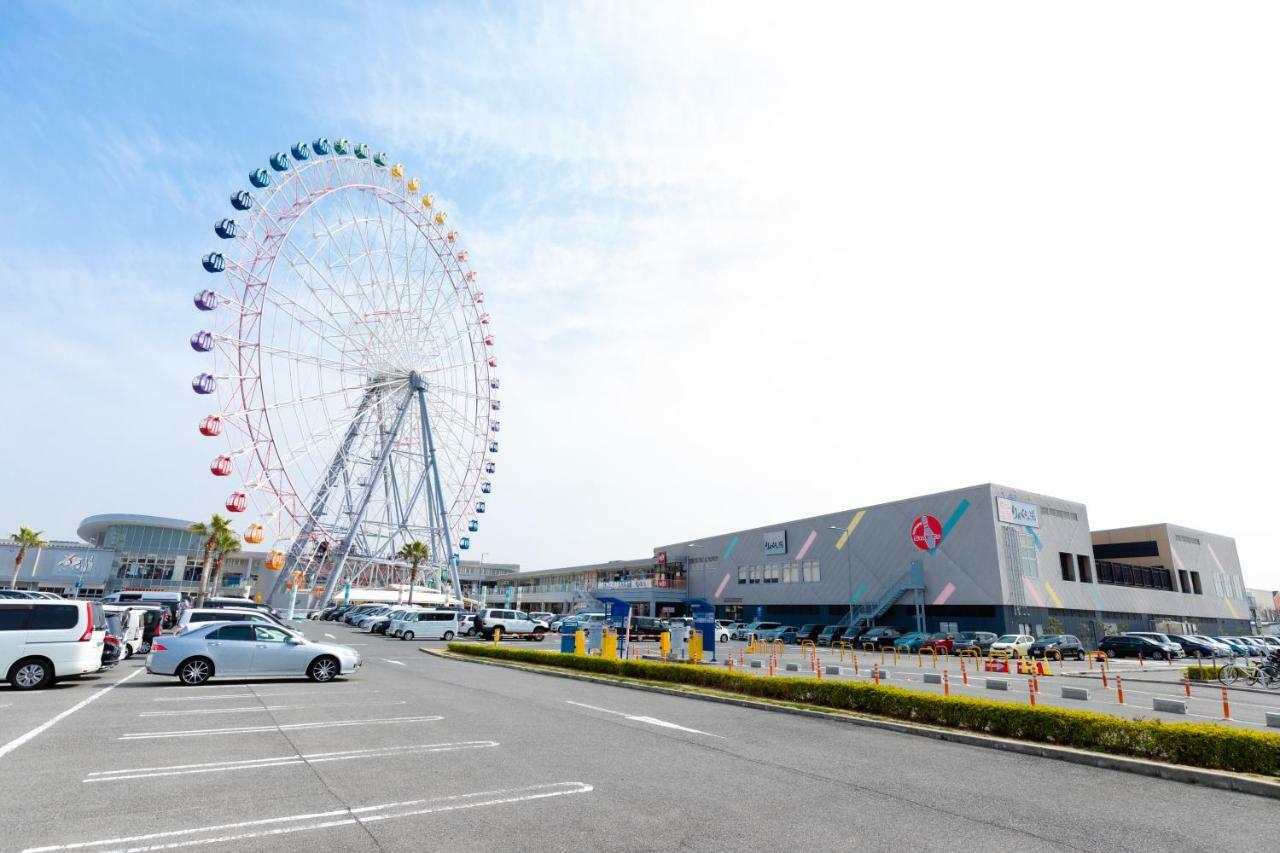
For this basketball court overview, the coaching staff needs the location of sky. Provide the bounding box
[1,2,1278,588]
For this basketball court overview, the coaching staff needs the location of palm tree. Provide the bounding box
[190,514,232,607]
[206,530,241,598]
[397,541,430,605]
[9,527,46,590]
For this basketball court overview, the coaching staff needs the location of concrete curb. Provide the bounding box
[1061,671,1278,697]
[425,648,1280,800]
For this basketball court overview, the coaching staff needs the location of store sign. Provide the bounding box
[996,497,1040,528]
[656,551,667,566]
[763,530,787,556]
[911,515,942,551]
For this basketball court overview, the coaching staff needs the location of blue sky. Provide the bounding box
[2,2,1279,587]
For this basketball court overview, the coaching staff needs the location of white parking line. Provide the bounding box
[0,669,142,761]
[24,781,593,852]
[140,701,406,717]
[152,689,377,703]
[379,659,406,666]
[565,701,724,738]
[324,633,335,639]
[119,715,443,740]
[83,741,499,783]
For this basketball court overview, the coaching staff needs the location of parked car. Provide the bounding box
[398,610,463,642]
[1231,636,1270,656]
[628,616,667,638]
[1122,632,1186,659]
[892,631,932,652]
[204,597,280,619]
[558,612,607,634]
[746,622,783,641]
[1099,634,1181,660]
[102,605,148,659]
[1,600,106,690]
[788,624,827,645]
[988,634,1035,657]
[529,611,556,624]
[177,607,286,634]
[1169,634,1230,658]
[474,609,549,640]
[921,632,960,653]
[101,591,181,624]
[100,629,123,670]
[387,607,424,637]
[715,620,735,643]
[816,625,844,646]
[1250,635,1280,651]
[459,614,477,636]
[854,627,904,649]
[731,623,756,641]
[342,605,384,625]
[1028,634,1085,660]
[147,622,360,684]
[352,607,393,629]
[950,631,999,655]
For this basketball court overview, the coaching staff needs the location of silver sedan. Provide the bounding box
[146,622,361,685]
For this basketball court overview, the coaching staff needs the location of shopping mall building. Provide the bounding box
[0,513,518,602]
[500,483,1255,643]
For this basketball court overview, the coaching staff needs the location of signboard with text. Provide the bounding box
[763,531,787,556]
[996,497,1040,528]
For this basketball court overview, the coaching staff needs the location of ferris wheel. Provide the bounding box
[188,138,499,606]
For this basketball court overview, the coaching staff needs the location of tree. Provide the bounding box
[397,541,430,605]
[207,530,241,597]
[9,527,46,590]
[190,514,233,607]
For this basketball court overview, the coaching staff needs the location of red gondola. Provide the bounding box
[225,492,247,512]
[210,455,233,476]
[199,416,222,437]
[465,271,477,282]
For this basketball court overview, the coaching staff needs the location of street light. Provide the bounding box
[827,526,854,628]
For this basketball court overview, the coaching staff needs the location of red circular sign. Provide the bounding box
[911,515,942,551]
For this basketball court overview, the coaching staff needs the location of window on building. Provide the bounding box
[1093,541,1160,560]
[802,560,820,583]
[781,563,797,583]
[764,564,780,584]
[1059,553,1076,582]
[1077,555,1092,583]
[749,565,761,584]
[738,566,747,585]
[1190,571,1202,594]
[1177,569,1190,593]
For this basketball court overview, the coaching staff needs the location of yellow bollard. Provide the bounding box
[659,631,671,660]
[689,631,703,664]
[574,629,586,656]
[602,630,617,661]
[493,626,502,646]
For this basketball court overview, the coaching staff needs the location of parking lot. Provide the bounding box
[1,620,1276,853]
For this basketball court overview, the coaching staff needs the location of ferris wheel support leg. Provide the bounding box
[416,380,462,604]
[318,382,418,608]
[267,388,378,606]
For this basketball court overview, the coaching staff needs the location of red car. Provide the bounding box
[921,632,960,653]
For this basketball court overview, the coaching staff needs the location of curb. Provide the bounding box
[1061,672,1279,697]
[424,648,1280,800]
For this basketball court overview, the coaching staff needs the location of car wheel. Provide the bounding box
[720,634,729,643]
[442,631,455,641]
[466,628,476,637]
[308,656,340,682]
[402,631,414,641]
[178,657,213,686]
[533,627,546,640]
[140,642,151,655]
[124,644,134,659]
[8,657,52,690]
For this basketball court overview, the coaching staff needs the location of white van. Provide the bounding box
[103,605,148,658]
[1,600,106,690]
[398,609,461,642]
[176,607,283,634]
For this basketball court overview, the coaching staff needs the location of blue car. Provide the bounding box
[892,631,932,652]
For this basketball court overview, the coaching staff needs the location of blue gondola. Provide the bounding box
[191,373,216,394]
[334,138,350,155]
[202,253,225,273]
[490,378,500,390]
[230,190,253,210]
[484,462,496,474]
[475,501,486,514]
[491,401,501,411]
[373,151,388,166]
[190,331,214,352]
[193,290,218,311]
[312,137,332,155]
[458,537,471,550]
[291,141,310,160]
[481,482,492,494]
[468,519,479,532]
[354,143,370,159]
[490,421,500,433]
[250,169,271,188]
[488,442,499,453]
[269,152,290,171]
[214,219,238,239]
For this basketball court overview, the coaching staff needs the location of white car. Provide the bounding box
[147,622,360,684]
[398,610,463,642]
[475,609,550,640]
[102,605,149,658]
[177,607,283,634]
[715,620,734,643]
[989,634,1035,657]
[387,607,426,637]
[2,600,106,689]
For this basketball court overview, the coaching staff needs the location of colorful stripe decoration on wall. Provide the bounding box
[849,580,867,605]
[927,498,970,554]
[835,510,865,550]
[714,572,731,598]
[1021,576,1047,608]
[931,582,956,606]
[1041,579,1065,608]
[793,529,818,561]
[721,535,738,562]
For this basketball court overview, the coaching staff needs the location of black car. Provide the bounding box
[101,631,123,669]
[791,624,827,645]
[1028,634,1084,660]
[1098,634,1181,660]
[628,616,666,638]
[816,625,844,646]
[855,627,905,649]
[951,631,998,655]
[1169,634,1227,659]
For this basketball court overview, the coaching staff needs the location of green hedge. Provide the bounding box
[1186,665,1224,682]
[447,643,1280,777]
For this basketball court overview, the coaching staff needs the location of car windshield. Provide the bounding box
[996,635,1020,643]
[1037,635,1061,643]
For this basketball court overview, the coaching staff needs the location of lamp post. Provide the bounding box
[827,526,855,628]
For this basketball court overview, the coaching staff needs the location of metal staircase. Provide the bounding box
[843,563,927,636]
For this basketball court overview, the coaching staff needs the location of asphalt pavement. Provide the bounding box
[0,621,1275,853]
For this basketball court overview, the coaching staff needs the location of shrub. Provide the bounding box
[447,643,1280,777]
[1186,665,1224,682]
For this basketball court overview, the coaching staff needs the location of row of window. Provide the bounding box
[737,561,821,584]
